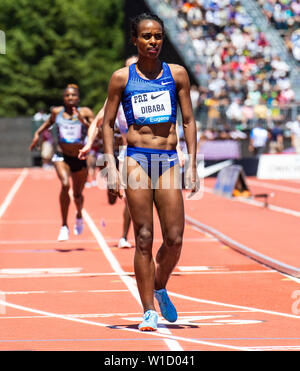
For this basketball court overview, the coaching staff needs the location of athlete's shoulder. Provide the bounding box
[52,106,64,114]
[167,63,187,76]
[50,106,64,121]
[80,106,94,116]
[167,63,190,87]
[110,66,130,88]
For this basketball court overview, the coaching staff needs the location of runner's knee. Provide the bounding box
[73,191,83,200]
[164,229,183,250]
[136,226,153,252]
[61,182,70,192]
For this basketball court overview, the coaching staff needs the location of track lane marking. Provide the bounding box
[82,208,183,351]
[0,272,132,278]
[247,179,300,195]
[204,186,300,217]
[185,215,300,278]
[168,291,300,320]
[0,168,28,219]
[0,299,253,351]
[0,269,277,279]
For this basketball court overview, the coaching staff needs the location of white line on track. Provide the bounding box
[186,215,300,278]
[237,197,300,218]
[0,168,28,316]
[0,237,216,244]
[0,299,253,351]
[247,179,300,195]
[1,169,296,350]
[81,208,183,351]
[0,292,5,315]
[0,203,255,350]
[0,310,254,319]
[0,168,28,219]
[168,291,300,320]
[0,269,276,279]
[2,289,129,295]
[204,186,300,218]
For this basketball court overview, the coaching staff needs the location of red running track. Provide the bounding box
[0,168,299,351]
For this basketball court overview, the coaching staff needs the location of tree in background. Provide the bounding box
[0,0,124,116]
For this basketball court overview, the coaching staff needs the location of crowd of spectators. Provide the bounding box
[256,0,300,62]
[160,0,299,149]
[154,0,300,155]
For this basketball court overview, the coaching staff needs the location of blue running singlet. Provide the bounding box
[122,62,177,126]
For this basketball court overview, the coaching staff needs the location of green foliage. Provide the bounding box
[0,0,124,116]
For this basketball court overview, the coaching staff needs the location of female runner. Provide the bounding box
[82,14,198,331]
[30,84,94,241]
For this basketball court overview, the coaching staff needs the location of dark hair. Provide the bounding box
[130,13,165,38]
[64,84,80,96]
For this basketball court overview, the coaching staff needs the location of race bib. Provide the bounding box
[59,121,82,143]
[131,91,172,124]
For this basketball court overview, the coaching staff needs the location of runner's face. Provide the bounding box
[63,88,79,107]
[134,20,163,59]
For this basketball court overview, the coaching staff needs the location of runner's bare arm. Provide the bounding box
[172,65,199,193]
[102,69,127,164]
[29,107,61,151]
[102,68,128,197]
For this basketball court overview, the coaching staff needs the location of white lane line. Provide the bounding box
[0,299,253,351]
[0,268,83,275]
[0,169,28,316]
[168,291,300,320]
[82,209,183,351]
[185,215,300,278]
[2,289,129,295]
[248,345,300,351]
[0,239,97,244]
[237,197,300,218]
[248,179,300,195]
[0,237,216,245]
[82,209,141,304]
[0,310,254,319]
[204,186,300,218]
[0,291,5,314]
[0,309,256,322]
[0,168,28,219]
[0,269,277,279]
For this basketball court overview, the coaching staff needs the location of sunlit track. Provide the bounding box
[0,168,28,219]
[187,177,300,275]
[185,214,300,278]
[0,270,277,279]
[0,168,299,351]
[247,179,300,195]
[204,185,300,218]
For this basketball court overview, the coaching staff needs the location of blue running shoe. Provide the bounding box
[138,310,158,331]
[154,289,177,323]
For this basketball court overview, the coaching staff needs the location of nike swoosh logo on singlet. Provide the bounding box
[151,92,166,100]
[161,81,172,85]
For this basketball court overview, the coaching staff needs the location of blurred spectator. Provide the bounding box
[287,114,300,152]
[254,98,268,126]
[241,99,255,127]
[269,121,284,153]
[290,28,300,61]
[257,0,300,62]
[161,0,299,158]
[226,97,243,125]
[249,122,269,156]
[205,93,220,128]
[163,0,297,125]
